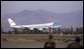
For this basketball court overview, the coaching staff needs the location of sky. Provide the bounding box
[1,1,83,14]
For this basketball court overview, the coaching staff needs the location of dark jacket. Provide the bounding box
[67,42,83,48]
[44,42,56,48]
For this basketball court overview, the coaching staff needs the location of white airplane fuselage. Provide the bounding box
[8,18,61,30]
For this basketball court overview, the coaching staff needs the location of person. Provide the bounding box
[44,35,56,48]
[67,37,83,48]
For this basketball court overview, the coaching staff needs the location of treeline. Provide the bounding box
[1,27,83,34]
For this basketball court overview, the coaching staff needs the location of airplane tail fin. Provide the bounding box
[8,18,16,26]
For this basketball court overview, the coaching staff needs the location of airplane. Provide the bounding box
[8,18,62,30]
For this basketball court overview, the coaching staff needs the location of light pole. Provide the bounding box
[61,28,63,36]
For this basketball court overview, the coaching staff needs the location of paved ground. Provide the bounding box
[1,34,83,48]
[1,42,69,48]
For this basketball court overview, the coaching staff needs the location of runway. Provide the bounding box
[1,42,69,48]
[1,34,83,48]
